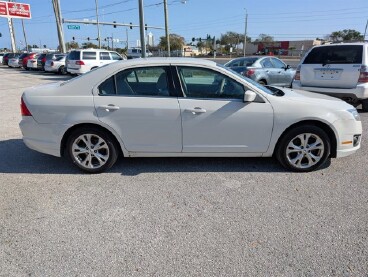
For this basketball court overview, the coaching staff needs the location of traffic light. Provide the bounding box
[113,21,116,28]
[0,32,2,37]
[72,36,75,41]
[192,37,195,42]
[145,24,147,31]
[87,37,90,41]
[129,22,133,29]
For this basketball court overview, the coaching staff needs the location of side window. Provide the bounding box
[110,52,122,60]
[100,52,111,60]
[116,66,172,96]
[99,76,116,95]
[271,58,286,69]
[82,51,97,60]
[260,58,274,68]
[177,67,244,99]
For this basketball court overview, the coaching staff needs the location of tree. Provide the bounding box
[65,41,79,50]
[254,34,274,43]
[81,42,98,49]
[158,33,185,51]
[329,29,363,42]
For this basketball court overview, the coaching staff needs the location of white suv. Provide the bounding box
[66,49,126,74]
[292,43,368,111]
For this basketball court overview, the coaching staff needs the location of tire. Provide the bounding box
[275,125,331,172]
[258,80,267,86]
[361,99,368,112]
[66,127,119,173]
[58,65,66,75]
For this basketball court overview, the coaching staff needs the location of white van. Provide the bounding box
[126,48,153,59]
[66,49,126,74]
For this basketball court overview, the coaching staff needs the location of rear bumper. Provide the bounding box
[67,67,90,74]
[292,81,368,100]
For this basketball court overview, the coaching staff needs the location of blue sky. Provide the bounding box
[0,0,367,50]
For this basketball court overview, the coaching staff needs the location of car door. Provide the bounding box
[176,66,274,153]
[260,58,279,85]
[93,66,182,153]
[271,57,293,86]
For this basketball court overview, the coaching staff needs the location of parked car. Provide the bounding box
[20,58,362,173]
[2,53,16,65]
[66,49,125,74]
[27,54,40,70]
[44,54,67,74]
[36,53,47,71]
[225,56,295,87]
[19,53,37,70]
[126,47,152,59]
[0,53,4,64]
[292,42,368,111]
[8,53,21,68]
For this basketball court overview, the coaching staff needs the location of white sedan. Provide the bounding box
[19,58,362,173]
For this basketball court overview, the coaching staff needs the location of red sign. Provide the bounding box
[0,2,8,16]
[0,1,31,19]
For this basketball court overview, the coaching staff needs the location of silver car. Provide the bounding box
[225,56,295,87]
[45,55,67,74]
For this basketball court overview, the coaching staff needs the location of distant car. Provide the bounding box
[19,53,37,70]
[0,53,4,64]
[126,48,152,59]
[44,55,67,74]
[292,42,368,111]
[27,54,40,70]
[20,58,362,173]
[225,56,295,87]
[2,53,16,65]
[8,53,21,68]
[66,49,125,74]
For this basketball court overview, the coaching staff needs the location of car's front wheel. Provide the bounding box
[276,125,331,172]
[66,127,119,173]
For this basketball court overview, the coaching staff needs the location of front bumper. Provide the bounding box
[334,118,362,158]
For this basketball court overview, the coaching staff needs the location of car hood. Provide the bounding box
[276,87,353,110]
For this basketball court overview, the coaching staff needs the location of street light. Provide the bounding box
[95,0,101,48]
[243,8,248,57]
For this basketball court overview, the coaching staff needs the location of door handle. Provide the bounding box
[99,104,120,112]
[185,107,207,114]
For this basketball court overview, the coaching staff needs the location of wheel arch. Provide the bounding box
[60,123,125,157]
[274,120,337,158]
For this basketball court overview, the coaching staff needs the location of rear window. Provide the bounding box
[303,45,363,64]
[68,51,81,60]
[82,51,97,60]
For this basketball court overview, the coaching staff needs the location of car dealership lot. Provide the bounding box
[1,65,368,276]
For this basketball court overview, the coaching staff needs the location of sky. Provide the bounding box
[0,0,367,50]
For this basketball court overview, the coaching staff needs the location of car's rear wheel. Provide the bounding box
[66,127,119,173]
[58,65,66,75]
[361,99,368,112]
[276,125,331,172]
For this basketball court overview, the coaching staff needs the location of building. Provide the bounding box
[147,32,154,47]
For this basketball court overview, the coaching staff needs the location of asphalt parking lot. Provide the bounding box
[1,65,367,276]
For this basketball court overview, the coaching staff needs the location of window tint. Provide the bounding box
[110,52,122,60]
[271,58,286,68]
[82,51,96,60]
[303,45,363,64]
[100,52,111,60]
[98,66,172,97]
[68,51,80,60]
[99,76,116,95]
[177,67,245,99]
[260,58,274,68]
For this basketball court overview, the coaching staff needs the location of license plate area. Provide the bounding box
[314,68,342,80]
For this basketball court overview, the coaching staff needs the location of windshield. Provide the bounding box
[218,64,276,95]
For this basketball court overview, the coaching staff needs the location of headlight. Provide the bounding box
[347,109,361,121]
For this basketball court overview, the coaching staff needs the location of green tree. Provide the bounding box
[81,42,98,49]
[329,29,363,42]
[159,33,185,51]
[65,41,79,50]
[254,34,274,43]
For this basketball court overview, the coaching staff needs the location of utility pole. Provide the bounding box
[21,20,28,52]
[52,0,66,53]
[138,0,146,58]
[95,0,101,48]
[243,9,248,57]
[7,17,16,52]
[364,19,368,40]
[126,28,129,49]
[163,0,170,57]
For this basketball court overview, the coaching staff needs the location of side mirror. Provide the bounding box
[284,64,290,71]
[244,90,257,102]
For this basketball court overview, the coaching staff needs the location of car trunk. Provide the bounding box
[300,45,363,89]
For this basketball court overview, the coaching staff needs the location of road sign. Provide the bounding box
[67,25,80,30]
[0,1,31,19]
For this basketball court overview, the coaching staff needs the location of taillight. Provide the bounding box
[294,65,301,81]
[76,60,85,65]
[358,65,368,83]
[51,61,54,66]
[245,69,255,77]
[21,97,32,116]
